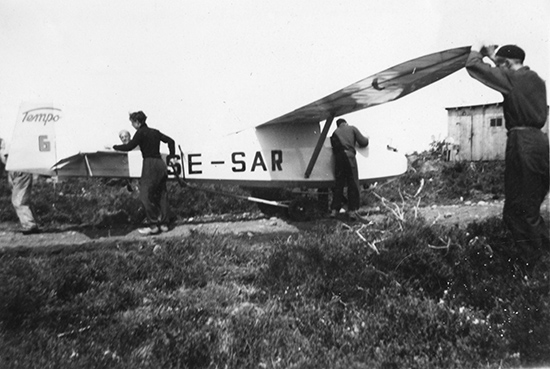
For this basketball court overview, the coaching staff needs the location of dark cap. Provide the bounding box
[495,45,525,62]
[336,118,347,126]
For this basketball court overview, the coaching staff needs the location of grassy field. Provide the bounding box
[1,154,549,368]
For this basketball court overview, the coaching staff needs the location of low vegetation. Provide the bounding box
[0,149,548,368]
[0,176,257,226]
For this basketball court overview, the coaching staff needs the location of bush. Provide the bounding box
[366,156,505,209]
[0,175,256,226]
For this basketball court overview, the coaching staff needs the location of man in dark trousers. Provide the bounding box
[466,44,549,270]
[330,118,369,221]
[113,111,176,235]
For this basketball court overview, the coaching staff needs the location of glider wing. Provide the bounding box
[257,46,471,127]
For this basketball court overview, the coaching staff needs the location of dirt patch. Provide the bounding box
[1,197,548,250]
[418,201,504,228]
[0,218,302,250]
[419,197,550,228]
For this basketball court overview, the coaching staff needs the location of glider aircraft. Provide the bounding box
[6,46,471,219]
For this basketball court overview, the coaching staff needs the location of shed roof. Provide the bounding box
[445,102,502,111]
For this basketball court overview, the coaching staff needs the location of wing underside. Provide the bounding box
[257,46,471,127]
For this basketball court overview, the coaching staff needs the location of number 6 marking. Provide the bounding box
[38,135,51,152]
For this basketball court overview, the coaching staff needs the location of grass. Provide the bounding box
[1,222,548,368]
[1,151,549,368]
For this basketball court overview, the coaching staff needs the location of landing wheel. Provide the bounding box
[288,198,316,221]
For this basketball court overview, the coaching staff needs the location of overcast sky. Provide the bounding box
[1,0,548,156]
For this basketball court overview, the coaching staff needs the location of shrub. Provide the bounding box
[0,175,256,226]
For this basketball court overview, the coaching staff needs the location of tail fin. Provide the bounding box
[5,102,61,176]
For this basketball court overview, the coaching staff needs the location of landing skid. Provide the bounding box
[172,176,328,221]
[248,188,329,221]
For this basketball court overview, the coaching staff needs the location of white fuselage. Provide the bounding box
[169,122,408,188]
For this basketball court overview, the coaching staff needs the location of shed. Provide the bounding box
[444,103,549,161]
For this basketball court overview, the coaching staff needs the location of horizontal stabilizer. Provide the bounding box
[52,151,132,177]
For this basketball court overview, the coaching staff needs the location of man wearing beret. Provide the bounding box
[466,44,549,271]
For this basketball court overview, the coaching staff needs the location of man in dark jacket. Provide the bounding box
[466,44,549,270]
[330,118,369,221]
[113,111,176,235]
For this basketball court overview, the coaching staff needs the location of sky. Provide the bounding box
[1,0,548,157]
